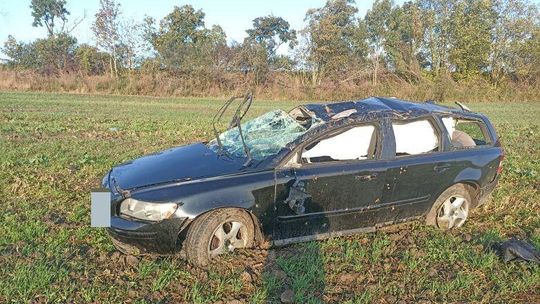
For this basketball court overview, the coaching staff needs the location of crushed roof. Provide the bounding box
[303,97,464,121]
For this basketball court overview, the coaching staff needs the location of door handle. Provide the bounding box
[355,173,378,182]
[434,164,451,173]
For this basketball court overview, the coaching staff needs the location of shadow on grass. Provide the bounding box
[253,199,328,303]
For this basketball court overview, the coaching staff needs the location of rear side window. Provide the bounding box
[301,125,376,163]
[392,119,439,156]
[442,117,492,148]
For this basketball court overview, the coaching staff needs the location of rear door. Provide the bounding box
[383,116,455,221]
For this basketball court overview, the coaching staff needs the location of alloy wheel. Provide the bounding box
[208,221,248,257]
[436,195,469,229]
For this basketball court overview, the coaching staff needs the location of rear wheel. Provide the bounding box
[427,184,471,230]
[184,208,255,267]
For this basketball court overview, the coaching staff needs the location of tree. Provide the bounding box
[303,0,367,85]
[30,0,70,37]
[417,0,456,76]
[2,34,77,74]
[117,18,145,71]
[148,5,205,71]
[246,15,297,59]
[145,5,227,74]
[517,25,540,84]
[234,41,269,84]
[448,0,495,79]
[365,0,394,84]
[365,0,424,82]
[75,44,109,75]
[490,0,540,84]
[389,2,424,80]
[92,0,121,78]
[2,36,37,69]
[33,33,78,74]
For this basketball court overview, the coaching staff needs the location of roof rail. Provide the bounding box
[454,101,471,112]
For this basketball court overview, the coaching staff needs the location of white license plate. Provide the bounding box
[91,189,111,227]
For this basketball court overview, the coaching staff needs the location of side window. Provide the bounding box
[393,119,439,156]
[301,125,376,163]
[442,117,491,148]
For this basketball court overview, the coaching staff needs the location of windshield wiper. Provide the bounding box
[211,91,254,166]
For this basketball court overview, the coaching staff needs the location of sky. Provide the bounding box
[0,0,392,52]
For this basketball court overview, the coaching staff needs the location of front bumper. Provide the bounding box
[107,216,189,254]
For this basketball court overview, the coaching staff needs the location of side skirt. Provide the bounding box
[272,215,423,247]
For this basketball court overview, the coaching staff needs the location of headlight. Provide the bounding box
[120,198,178,221]
[101,173,109,189]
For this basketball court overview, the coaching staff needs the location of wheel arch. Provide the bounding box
[426,181,478,226]
[453,180,481,208]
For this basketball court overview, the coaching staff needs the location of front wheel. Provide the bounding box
[426,184,471,230]
[184,208,255,267]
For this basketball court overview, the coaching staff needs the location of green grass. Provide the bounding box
[0,91,539,303]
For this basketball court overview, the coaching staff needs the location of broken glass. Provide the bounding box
[208,109,319,160]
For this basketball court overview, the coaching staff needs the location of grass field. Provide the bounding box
[0,91,539,303]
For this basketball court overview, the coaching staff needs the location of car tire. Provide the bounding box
[184,208,255,267]
[426,184,472,230]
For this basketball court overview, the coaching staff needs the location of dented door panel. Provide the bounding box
[273,160,387,240]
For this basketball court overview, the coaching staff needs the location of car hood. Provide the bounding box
[109,143,249,190]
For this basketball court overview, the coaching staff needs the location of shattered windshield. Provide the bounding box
[208,109,319,160]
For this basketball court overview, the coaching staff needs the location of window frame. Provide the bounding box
[440,115,494,150]
[390,116,444,159]
[279,121,382,168]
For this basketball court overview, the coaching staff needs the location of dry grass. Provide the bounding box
[0,69,539,102]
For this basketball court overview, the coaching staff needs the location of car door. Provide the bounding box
[383,116,455,221]
[273,122,390,242]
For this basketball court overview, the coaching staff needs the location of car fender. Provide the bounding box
[179,196,256,219]
[425,167,482,211]
[453,167,482,185]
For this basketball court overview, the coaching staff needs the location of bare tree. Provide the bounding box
[118,18,144,72]
[92,0,121,78]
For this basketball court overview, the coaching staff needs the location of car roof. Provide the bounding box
[302,96,476,122]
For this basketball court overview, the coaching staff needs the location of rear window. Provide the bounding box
[442,117,492,148]
[392,119,440,156]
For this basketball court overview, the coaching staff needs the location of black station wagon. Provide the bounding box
[101,96,503,266]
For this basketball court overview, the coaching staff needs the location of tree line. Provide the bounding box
[1,0,539,101]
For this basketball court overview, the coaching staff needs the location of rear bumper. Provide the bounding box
[107,216,189,254]
[476,176,499,207]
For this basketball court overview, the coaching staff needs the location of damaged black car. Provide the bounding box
[101,95,504,266]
